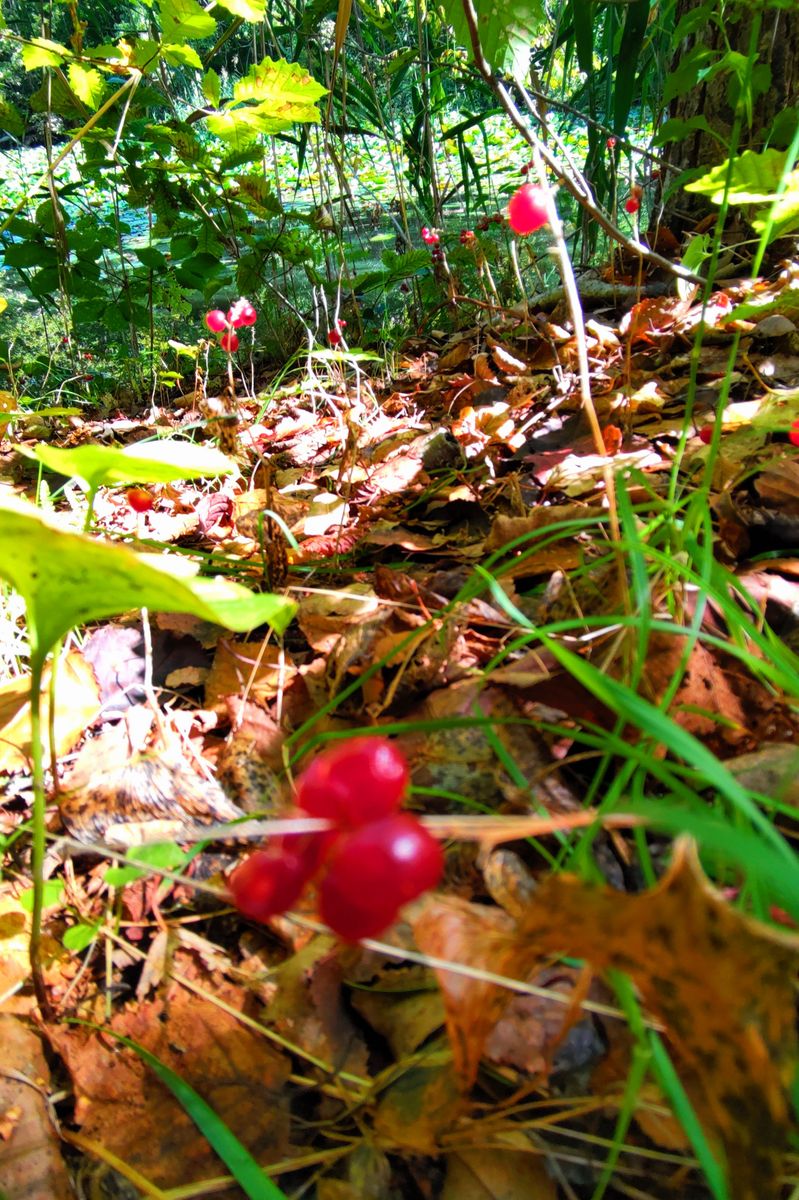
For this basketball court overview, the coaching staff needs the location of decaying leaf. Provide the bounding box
[49,963,291,1195]
[0,1016,73,1199]
[414,839,799,1200]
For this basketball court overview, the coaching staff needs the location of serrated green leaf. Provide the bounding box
[0,496,296,661]
[232,56,326,109]
[440,0,545,80]
[163,42,203,69]
[159,0,217,42]
[67,62,106,108]
[21,38,69,70]
[233,174,283,216]
[202,67,221,107]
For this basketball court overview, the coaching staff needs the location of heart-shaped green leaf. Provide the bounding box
[23,439,236,492]
[0,496,295,660]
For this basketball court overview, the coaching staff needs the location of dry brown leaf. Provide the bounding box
[442,1146,557,1199]
[0,1016,73,1200]
[0,651,99,772]
[415,840,799,1200]
[49,965,291,1195]
[373,1053,465,1153]
[204,638,298,713]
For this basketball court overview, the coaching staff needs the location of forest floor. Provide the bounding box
[1,265,799,1200]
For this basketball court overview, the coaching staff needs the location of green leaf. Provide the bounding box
[685,148,798,205]
[202,67,221,107]
[134,246,168,269]
[232,56,326,109]
[233,175,283,216]
[67,62,106,108]
[23,439,236,492]
[19,880,64,911]
[105,841,188,885]
[0,95,24,138]
[174,252,228,289]
[654,115,714,147]
[0,495,296,661]
[213,0,266,19]
[2,243,55,269]
[159,0,217,42]
[20,38,69,70]
[63,922,102,952]
[162,42,204,69]
[440,0,545,80]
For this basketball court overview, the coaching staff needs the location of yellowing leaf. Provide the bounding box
[0,651,100,772]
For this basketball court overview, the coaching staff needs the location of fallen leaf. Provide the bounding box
[0,651,99,772]
[442,1146,556,1199]
[0,1016,73,1199]
[49,963,291,1194]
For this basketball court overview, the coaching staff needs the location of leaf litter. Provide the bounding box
[2,277,799,1198]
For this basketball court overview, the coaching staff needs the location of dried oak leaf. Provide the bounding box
[413,839,799,1200]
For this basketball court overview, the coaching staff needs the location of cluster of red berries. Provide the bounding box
[421,226,440,246]
[228,737,444,941]
[205,297,257,353]
[507,184,550,235]
[476,212,504,232]
[459,229,476,245]
[328,317,348,346]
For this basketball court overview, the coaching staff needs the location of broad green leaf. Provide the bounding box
[24,440,236,492]
[202,67,221,107]
[67,62,106,108]
[0,95,24,138]
[206,108,293,145]
[159,0,217,42]
[685,147,785,202]
[21,38,69,70]
[163,42,203,69]
[0,496,296,660]
[440,0,545,81]
[654,116,715,147]
[134,246,168,269]
[213,0,266,19]
[105,841,189,885]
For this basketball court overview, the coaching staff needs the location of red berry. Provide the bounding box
[228,298,257,328]
[507,184,549,235]
[606,136,617,150]
[421,226,440,245]
[698,425,714,445]
[520,162,531,175]
[625,197,640,214]
[789,420,799,447]
[459,229,475,244]
[335,318,347,329]
[319,814,444,941]
[220,331,239,352]
[328,328,342,346]
[126,487,154,513]
[205,309,228,332]
[228,848,308,921]
[295,736,409,828]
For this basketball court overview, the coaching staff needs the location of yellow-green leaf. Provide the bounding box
[21,38,69,70]
[67,62,106,109]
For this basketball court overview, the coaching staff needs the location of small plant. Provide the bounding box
[507,184,550,235]
[228,736,443,940]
